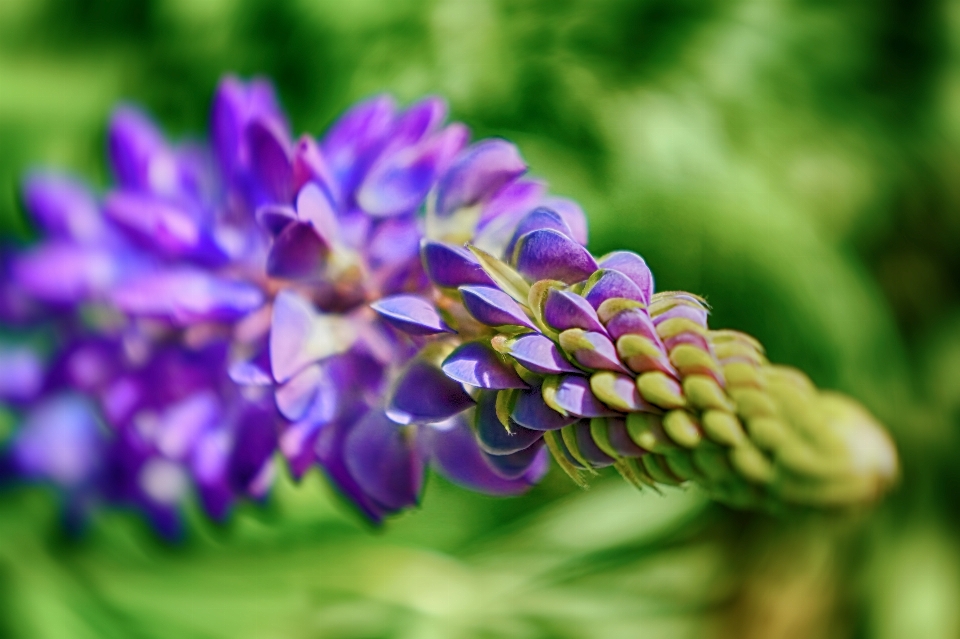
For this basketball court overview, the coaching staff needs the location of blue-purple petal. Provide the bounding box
[387,359,475,424]
[513,228,598,284]
[441,341,527,390]
[370,294,453,336]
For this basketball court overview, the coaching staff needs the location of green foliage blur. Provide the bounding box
[1,0,959,637]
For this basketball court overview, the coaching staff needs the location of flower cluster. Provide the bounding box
[0,74,898,537]
[0,76,584,533]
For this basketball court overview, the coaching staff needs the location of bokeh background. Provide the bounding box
[1,0,958,637]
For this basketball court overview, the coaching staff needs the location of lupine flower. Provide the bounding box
[0,75,579,532]
[375,208,900,508]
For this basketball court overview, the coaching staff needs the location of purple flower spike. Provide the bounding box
[598,251,654,304]
[543,289,606,333]
[506,332,580,375]
[370,294,453,336]
[421,241,494,288]
[481,440,547,480]
[344,409,424,511]
[387,359,475,424]
[434,140,527,217]
[513,228,598,284]
[441,341,527,390]
[459,285,535,329]
[551,375,619,418]
[427,418,545,494]
[512,385,578,431]
[583,269,647,309]
[474,391,542,454]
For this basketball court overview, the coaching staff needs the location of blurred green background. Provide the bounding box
[1,0,959,637]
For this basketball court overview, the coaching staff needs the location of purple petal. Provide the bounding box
[552,375,619,418]
[543,289,606,333]
[504,207,575,259]
[14,242,118,303]
[247,117,293,203]
[474,391,542,454]
[542,196,588,245]
[459,285,536,329]
[227,404,278,497]
[598,252,654,304]
[390,97,448,148]
[441,341,527,390]
[22,172,104,243]
[275,364,321,421]
[358,123,469,217]
[574,421,616,467]
[295,182,339,245]
[256,204,297,236]
[387,359,475,424]
[228,360,273,387]
[583,269,646,309]
[316,419,388,523]
[270,291,355,383]
[212,76,283,177]
[513,229,598,284]
[192,428,233,520]
[505,333,579,375]
[105,192,223,262]
[421,241,495,288]
[108,105,166,191]
[512,385,578,431]
[482,440,548,480]
[12,395,105,487]
[472,180,546,256]
[266,220,329,280]
[152,392,221,462]
[370,294,452,336]
[434,140,527,217]
[0,346,44,401]
[111,269,264,325]
[278,420,322,480]
[344,410,424,510]
[428,418,546,494]
[322,95,397,193]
